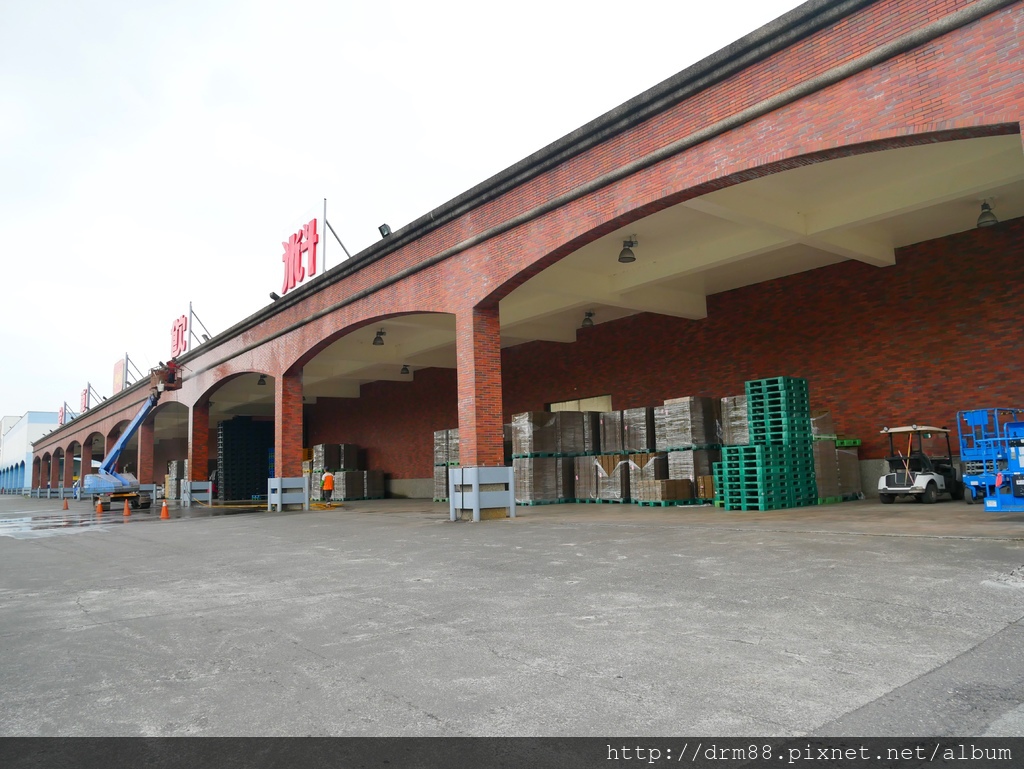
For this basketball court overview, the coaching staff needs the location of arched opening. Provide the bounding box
[295,313,458,500]
[152,401,188,493]
[81,433,105,480]
[200,372,276,502]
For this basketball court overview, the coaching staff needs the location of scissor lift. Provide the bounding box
[957,408,1024,511]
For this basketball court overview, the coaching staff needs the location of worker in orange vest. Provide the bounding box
[321,470,335,505]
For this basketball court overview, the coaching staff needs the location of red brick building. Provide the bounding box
[32,0,1024,502]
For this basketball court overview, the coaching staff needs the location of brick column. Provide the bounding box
[274,372,304,478]
[49,456,60,489]
[455,305,505,466]
[63,448,75,488]
[137,420,155,484]
[188,401,209,481]
[81,439,93,479]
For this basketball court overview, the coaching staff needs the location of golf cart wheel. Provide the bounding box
[920,482,938,504]
[879,493,895,504]
[950,481,964,501]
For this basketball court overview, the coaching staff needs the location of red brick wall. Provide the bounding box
[309,218,1023,478]
[306,367,458,477]
[504,217,1024,464]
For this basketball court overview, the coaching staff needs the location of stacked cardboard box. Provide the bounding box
[813,440,842,500]
[720,396,749,445]
[433,465,449,502]
[335,470,364,501]
[628,453,669,501]
[574,456,599,501]
[513,456,574,503]
[511,412,559,455]
[313,443,359,472]
[668,449,721,485]
[581,412,602,454]
[447,429,460,466]
[837,447,863,497]
[433,429,458,501]
[697,475,715,500]
[623,407,656,452]
[363,470,385,499]
[600,412,625,454]
[595,454,630,501]
[655,397,720,449]
[165,459,186,500]
[433,430,451,467]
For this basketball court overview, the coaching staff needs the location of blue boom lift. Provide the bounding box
[957,408,1024,511]
[83,364,181,511]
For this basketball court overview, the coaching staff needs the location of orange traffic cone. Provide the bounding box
[95,500,103,515]
[123,499,131,517]
[160,500,170,519]
[62,499,69,510]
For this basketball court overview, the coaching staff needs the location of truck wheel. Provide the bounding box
[921,482,938,504]
[879,493,895,504]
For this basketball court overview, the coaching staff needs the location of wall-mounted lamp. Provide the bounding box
[257,374,267,386]
[373,329,386,346]
[378,224,392,238]
[581,310,595,329]
[269,292,281,301]
[618,236,638,263]
[977,200,998,228]
[401,364,410,375]
[201,333,210,343]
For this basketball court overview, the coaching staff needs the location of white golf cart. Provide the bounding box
[878,425,964,504]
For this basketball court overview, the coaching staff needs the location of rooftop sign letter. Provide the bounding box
[281,218,319,295]
[171,315,188,358]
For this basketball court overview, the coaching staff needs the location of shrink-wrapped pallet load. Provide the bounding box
[720,396,749,445]
[595,454,630,501]
[600,412,625,454]
[655,396,721,449]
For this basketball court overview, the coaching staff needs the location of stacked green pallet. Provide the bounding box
[715,377,817,511]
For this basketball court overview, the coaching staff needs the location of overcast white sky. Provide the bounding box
[1,0,803,420]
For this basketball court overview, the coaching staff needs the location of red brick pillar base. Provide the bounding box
[137,419,155,484]
[275,372,304,478]
[455,305,505,467]
[188,401,210,481]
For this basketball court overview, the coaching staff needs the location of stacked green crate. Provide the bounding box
[716,377,817,510]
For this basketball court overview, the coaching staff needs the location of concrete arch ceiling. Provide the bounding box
[215,135,1024,414]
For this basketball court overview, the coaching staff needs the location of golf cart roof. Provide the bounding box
[880,425,949,434]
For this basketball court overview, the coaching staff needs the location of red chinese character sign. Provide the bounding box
[170,315,188,357]
[281,219,319,295]
[80,388,88,412]
[58,405,65,426]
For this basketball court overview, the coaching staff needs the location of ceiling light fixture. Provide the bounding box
[401,364,410,375]
[618,236,638,263]
[257,374,267,386]
[977,200,998,228]
[581,310,594,329]
[373,329,386,346]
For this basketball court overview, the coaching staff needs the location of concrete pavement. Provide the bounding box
[1,495,1022,736]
